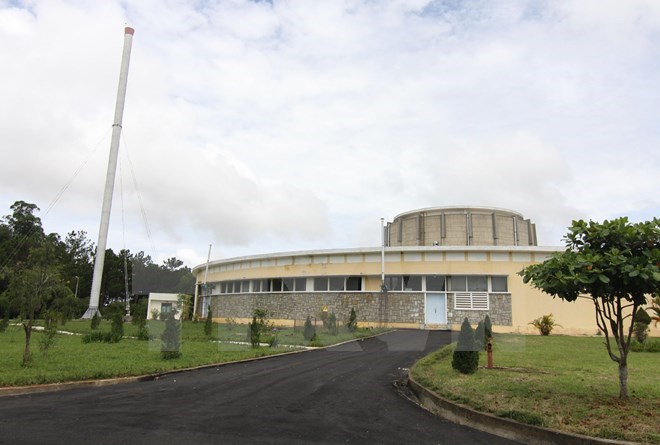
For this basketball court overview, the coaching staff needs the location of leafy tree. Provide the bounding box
[4,240,70,366]
[520,217,659,399]
[452,318,479,374]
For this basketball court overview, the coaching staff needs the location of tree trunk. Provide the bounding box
[22,319,32,367]
[618,362,628,399]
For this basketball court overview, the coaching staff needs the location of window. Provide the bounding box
[252,280,261,293]
[426,275,446,291]
[294,278,306,291]
[467,276,488,292]
[240,280,249,292]
[329,277,344,291]
[271,278,282,292]
[161,302,172,313]
[314,277,328,291]
[346,276,362,291]
[491,276,508,292]
[403,275,422,291]
[282,278,294,292]
[449,275,467,291]
[384,276,402,291]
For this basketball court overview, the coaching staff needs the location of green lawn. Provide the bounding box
[411,334,659,444]
[1,320,386,388]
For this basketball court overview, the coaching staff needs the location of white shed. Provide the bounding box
[147,293,182,320]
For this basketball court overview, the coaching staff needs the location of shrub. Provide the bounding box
[303,316,316,341]
[630,338,660,353]
[529,313,560,336]
[204,306,213,337]
[90,311,101,330]
[160,311,181,359]
[309,333,323,347]
[347,308,357,332]
[452,318,479,374]
[633,308,651,343]
[327,312,338,336]
[82,331,114,343]
[150,309,160,320]
[110,311,124,343]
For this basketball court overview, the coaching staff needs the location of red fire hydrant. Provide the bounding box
[487,336,493,369]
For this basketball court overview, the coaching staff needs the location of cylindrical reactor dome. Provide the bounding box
[386,206,537,247]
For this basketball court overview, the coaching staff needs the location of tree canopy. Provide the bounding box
[520,217,660,399]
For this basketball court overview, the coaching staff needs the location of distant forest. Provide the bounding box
[0,200,195,319]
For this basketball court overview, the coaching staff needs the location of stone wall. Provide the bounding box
[208,292,513,328]
[446,293,512,326]
[209,292,426,326]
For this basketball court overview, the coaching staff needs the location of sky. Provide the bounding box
[1,0,659,269]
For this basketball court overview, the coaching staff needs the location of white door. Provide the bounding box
[426,293,447,324]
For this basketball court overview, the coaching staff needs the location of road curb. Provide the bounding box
[406,374,637,445]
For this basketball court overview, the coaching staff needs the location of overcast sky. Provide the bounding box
[1,0,659,268]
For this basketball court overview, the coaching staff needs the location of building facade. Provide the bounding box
[192,207,648,335]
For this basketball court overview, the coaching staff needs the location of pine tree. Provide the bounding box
[204,306,213,337]
[303,316,316,341]
[474,320,486,351]
[452,318,479,374]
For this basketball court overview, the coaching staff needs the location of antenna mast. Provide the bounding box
[83,27,135,318]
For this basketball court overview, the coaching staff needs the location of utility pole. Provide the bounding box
[83,27,135,318]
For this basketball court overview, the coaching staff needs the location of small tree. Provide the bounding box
[204,306,213,337]
[161,311,181,359]
[249,315,260,348]
[90,311,101,330]
[303,316,316,341]
[452,318,479,374]
[520,217,659,399]
[39,310,58,353]
[110,311,124,343]
[346,308,357,332]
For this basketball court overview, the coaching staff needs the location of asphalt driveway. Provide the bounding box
[0,330,519,444]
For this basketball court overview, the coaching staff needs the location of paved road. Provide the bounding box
[0,330,519,444]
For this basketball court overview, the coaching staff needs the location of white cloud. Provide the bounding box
[1,0,659,268]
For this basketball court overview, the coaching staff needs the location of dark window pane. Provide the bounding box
[491,276,508,292]
[403,275,422,291]
[262,279,271,292]
[271,279,282,292]
[329,277,344,291]
[449,275,467,291]
[295,278,306,291]
[314,277,328,291]
[467,276,488,292]
[346,276,361,291]
[426,275,446,291]
[384,276,401,291]
[282,278,294,292]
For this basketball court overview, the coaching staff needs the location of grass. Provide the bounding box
[411,334,660,444]
[0,320,387,388]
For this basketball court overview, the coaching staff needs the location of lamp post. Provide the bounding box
[380,217,386,292]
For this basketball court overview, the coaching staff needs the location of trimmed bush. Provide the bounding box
[160,311,181,359]
[204,306,213,337]
[484,315,492,339]
[452,318,479,374]
[633,308,651,343]
[347,308,357,332]
[82,331,114,343]
[303,316,316,341]
[474,321,485,350]
[327,312,338,336]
